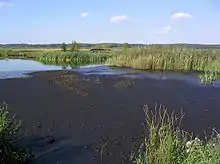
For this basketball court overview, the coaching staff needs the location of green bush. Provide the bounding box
[0,103,32,164]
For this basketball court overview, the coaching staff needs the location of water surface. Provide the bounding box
[0,59,70,79]
[1,59,220,87]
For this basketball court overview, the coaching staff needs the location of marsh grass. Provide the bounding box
[38,51,109,65]
[0,103,32,164]
[107,47,220,73]
[132,105,220,164]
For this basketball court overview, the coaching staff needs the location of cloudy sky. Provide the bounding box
[0,0,219,44]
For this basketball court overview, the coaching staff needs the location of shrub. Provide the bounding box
[0,103,32,164]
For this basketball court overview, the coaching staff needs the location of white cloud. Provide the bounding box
[0,1,12,7]
[157,25,172,35]
[171,12,193,19]
[81,12,88,18]
[110,15,128,22]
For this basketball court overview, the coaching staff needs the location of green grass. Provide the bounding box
[0,48,45,59]
[132,105,220,164]
[0,103,32,164]
[107,46,220,73]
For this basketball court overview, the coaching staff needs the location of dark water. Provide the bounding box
[74,65,220,87]
[1,59,220,87]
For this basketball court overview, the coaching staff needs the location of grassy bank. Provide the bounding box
[107,46,220,73]
[132,105,220,164]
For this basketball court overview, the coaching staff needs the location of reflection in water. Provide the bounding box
[74,65,220,87]
[0,59,71,79]
[1,59,220,88]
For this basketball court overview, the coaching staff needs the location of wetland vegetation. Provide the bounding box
[3,44,220,84]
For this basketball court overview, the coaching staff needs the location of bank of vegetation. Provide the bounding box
[107,46,220,73]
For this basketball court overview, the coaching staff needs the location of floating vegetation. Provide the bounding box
[199,72,218,85]
[113,79,135,89]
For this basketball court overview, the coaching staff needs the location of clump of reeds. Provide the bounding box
[38,51,109,65]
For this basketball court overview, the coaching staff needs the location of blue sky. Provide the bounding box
[0,0,219,44]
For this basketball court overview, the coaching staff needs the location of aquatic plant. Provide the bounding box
[132,105,220,164]
[199,72,218,85]
[0,103,33,163]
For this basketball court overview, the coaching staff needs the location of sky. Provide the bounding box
[0,0,220,44]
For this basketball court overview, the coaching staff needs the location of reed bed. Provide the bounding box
[38,51,109,65]
[107,46,220,73]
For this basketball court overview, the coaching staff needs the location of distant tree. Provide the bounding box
[122,43,130,49]
[70,41,81,52]
[94,44,103,49]
[61,42,67,52]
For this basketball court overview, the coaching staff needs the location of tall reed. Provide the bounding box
[132,105,220,164]
[107,46,220,73]
[38,51,109,65]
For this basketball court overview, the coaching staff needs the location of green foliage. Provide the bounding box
[132,105,220,164]
[107,47,220,73]
[0,103,32,164]
[61,42,67,52]
[70,41,81,52]
[122,43,130,49]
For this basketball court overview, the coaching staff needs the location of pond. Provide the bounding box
[0,59,220,87]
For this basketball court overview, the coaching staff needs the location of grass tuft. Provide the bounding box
[132,105,220,164]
